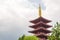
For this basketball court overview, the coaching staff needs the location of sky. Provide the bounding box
[0,0,60,40]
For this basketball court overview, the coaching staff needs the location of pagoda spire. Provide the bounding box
[39,4,42,17]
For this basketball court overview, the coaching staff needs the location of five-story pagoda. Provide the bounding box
[28,5,52,40]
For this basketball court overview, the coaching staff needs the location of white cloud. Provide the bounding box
[0,0,34,40]
[42,0,60,25]
[0,0,60,40]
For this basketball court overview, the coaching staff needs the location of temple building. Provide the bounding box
[28,5,52,40]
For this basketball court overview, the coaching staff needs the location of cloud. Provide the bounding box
[0,0,34,40]
[28,0,46,10]
[0,0,60,40]
[42,0,60,25]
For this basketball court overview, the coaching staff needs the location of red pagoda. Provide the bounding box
[28,5,52,40]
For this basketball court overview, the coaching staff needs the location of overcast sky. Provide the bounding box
[0,0,60,40]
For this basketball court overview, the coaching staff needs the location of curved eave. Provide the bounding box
[28,28,51,33]
[36,34,48,39]
[29,22,52,28]
[30,17,51,24]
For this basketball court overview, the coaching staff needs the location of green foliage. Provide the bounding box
[24,36,38,40]
[48,35,56,40]
[18,35,39,40]
[18,35,25,40]
[48,22,60,40]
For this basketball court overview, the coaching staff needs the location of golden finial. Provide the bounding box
[38,4,42,17]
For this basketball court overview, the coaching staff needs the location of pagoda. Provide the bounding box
[28,5,52,40]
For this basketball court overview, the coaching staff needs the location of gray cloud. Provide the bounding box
[0,0,60,40]
[45,0,60,24]
[28,0,46,10]
[0,0,32,40]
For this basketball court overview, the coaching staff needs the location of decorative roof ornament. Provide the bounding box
[38,4,42,17]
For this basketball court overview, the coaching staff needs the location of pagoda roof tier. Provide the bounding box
[28,28,51,34]
[35,34,48,39]
[30,17,51,24]
[29,22,52,28]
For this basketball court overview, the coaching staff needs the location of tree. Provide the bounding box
[18,35,25,40]
[18,35,39,40]
[48,22,60,40]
